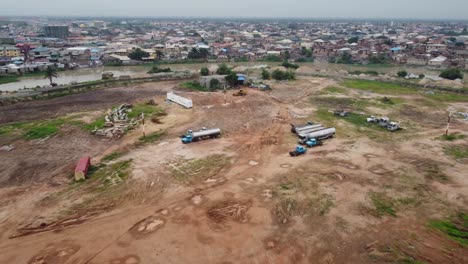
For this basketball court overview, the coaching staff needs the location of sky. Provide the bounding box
[1,0,467,20]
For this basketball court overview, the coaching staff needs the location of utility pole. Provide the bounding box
[223,85,227,104]
[141,112,146,138]
[445,111,452,136]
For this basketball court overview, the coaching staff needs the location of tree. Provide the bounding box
[335,52,354,64]
[348,36,359,44]
[261,68,270,80]
[128,48,149,61]
[281,61,299,69]
[301,47,313,58]
[156,50,164,60]
[209,79,221,90]
[216,64,231,75]
[272,69,285,80]
[397,70,408,78]
[44,67,58,86]
[440,68,464,80]
[188,48,209,60]
[225,71,238,87]
[283,51,290,60]
[200,67,209,76]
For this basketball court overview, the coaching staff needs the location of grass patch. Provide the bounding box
[101,151,127,162]
[0,115,89,141]
[437,133,466,141]
[425,92,468,102]
[370,192,397,217]
[169,154,230,184]
[343,80,417,95]
[311,97,370,111]
[138,130,165,144]
[128,104,164,119]
[444,145,468,160]
[0,75,19,84]
[83,118,106,131]
[321,86,348,94]
[180,80,207,91]
[429,213,468,246]
[86,160,132,191]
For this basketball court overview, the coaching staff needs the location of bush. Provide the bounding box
[148,66,171,74]
[281,61,299,69]
[216,64,231,75]
[419,74,425,79]
[209,79,221,90]
[261,68,270,80]
[397,70,408,78]
[263,55,282,62]
[440,68,464,80]
[225,71,238,87]
[272,69,295,80]
[200,67,209,76]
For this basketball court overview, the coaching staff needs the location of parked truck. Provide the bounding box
[291,122,316,134]
[304,138,323,148]
[300,127,336,143]
[181,128,221,144]
[289,145,307,157]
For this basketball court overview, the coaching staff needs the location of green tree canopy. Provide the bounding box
[440,68,464,80]
[200,67,209,76]
[128,48,149,61]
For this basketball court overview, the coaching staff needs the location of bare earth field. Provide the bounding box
[0,76,467,264]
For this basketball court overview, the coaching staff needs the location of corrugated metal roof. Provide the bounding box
[75,156,90,173]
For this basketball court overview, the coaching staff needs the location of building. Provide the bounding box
[44,26,70,39]
[0,46,21,57]
[426,44,446,53]
[428,56,448,67]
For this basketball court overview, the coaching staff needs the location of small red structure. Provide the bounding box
[74,156,91,181]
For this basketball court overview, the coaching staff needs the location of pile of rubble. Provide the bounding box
[91,104,140,138]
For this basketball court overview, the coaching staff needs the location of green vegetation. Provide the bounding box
[322,86,348,94]
[0,75,19,85]
[127,104,164,119]
[429,213,468,245]
[101,151,127,162]
[330,52,355,64]
[216,63,231,75]
[424,92,468,102]
[296,57,314,63]
[138,131,165,144]
[170,154,230,184]
[225,71,238,87]
[397,70,408,78]
[180,81,207,91]
[87,160,133,191]
[128,48,149,61]
[187,47,209,59]
[348,36,359,43]
[368,54,389,64]
[261,68,270,80]
[437,133,466,141]
[263,55,283,62]
[0,117,87,140]
[348,70,379,76]
[370,192,397,217]
[281,61,299,69]
[271,69,296,80]
[440,68,464,80]
[342,80,417,95]
[147,66,171,74]
[444,145,468,160]
[200,67,209,76]
[83,117,106,131]
[44,67,58,86]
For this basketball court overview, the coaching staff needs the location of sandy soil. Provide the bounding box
[0,76,467,264]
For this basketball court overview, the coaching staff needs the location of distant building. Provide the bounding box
[0,37,15,45]
[426,44,446,53]
[0,45,21,57]
[44,26,69,39]
[428,56,448,67]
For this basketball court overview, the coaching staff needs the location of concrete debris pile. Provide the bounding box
[92,104,140,138]
[456,112,468,121]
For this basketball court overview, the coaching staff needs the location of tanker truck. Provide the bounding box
[299,127,336,144]
[181,128,221,144]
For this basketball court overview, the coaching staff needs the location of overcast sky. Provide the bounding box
[1,0,467,20]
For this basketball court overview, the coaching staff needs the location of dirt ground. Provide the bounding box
[0,76,467,264]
